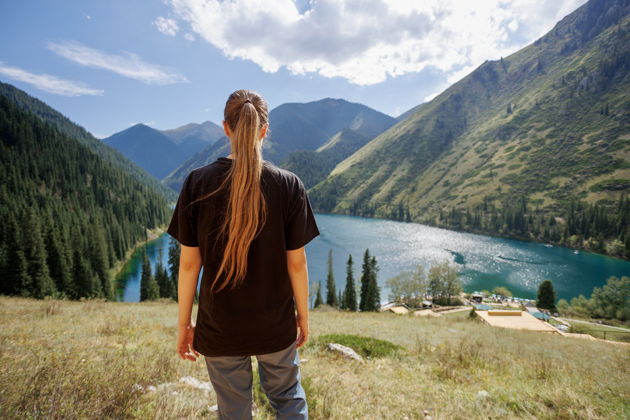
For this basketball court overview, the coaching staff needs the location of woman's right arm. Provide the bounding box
[287,246,310,347]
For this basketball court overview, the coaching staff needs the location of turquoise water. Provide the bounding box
[116,213,630,303]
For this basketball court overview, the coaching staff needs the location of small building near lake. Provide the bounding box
[471,293,484,304]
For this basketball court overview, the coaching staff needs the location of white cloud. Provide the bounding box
[166,0,587,85]
[154,16,179,36]
[47,40,189,85]
[0,62,104,96]
[184,32,196,41]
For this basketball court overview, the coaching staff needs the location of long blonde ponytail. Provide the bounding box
[188,89,269,293]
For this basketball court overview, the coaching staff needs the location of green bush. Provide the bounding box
[310,334,405,358]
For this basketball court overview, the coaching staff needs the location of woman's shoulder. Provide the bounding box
[181,160,231,195]
[263,160,301,185]
[262,161,309,202]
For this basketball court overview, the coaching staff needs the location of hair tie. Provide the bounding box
[244,99,252,104]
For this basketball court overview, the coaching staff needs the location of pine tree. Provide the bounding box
[72,247,96,299]
[366,255,381,311]
[325,249,337,306]
[155,247,173,298]
[359,249,371,311]
[337,290,343,309]
[167,238,180,301]
[23,211,56,298]
[314,281,323,308]
[44,222,72,298]
[343,254,357,311]
[90,223,113,300]
[14,249,33,297]
[536,279,557,312]
[140,249,159,301]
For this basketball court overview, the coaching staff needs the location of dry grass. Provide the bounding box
[0,296,628,419]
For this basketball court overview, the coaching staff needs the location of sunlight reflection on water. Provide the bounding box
[119,213,630,303]
[304,213,630,303]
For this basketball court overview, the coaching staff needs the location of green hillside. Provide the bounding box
[281,128,375,188]
[1,296,628,419]
[0,81,177,202]
[0,94,172,300]
[310,0,630,259]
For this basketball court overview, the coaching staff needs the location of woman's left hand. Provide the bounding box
[177,323,200,362]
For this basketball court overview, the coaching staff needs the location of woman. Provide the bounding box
[167,89,319,419]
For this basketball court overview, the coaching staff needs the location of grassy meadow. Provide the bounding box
[0,296,628,420]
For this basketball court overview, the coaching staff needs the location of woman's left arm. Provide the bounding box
[177,244,203,361]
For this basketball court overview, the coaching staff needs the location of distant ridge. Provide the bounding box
[163,98,395,192]
[102,120,223,181]
[0,90,172,300]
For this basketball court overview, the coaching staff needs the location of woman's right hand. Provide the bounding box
[295,314,309,348]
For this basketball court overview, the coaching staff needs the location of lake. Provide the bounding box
[115,213,630,303]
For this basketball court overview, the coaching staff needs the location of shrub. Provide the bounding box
[310,334,405,358]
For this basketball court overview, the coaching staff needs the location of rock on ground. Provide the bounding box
[327,343,364,363]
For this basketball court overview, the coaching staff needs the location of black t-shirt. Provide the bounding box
[167,156,320,357]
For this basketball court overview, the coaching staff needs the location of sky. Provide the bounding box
[0,0,587,139]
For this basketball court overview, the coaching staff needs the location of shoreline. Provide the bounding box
[107,224,169,284]
[312,211,630,262]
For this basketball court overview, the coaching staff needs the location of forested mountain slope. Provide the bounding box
[310,0,630,259]
[281,128,377,188]
[0,95,172,300]
[0,82,177,202]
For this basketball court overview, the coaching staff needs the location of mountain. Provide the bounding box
[309,0,630,258]
[103,124,190,180]
[0,81,177,203]
[102,121,224,180]
[163,98,395,191]
[160,120,223,145]
[159,121,224,160]
[395,102,427,122]
[161,138,228,192]
[281,128,375,188]
[266,97,396,163]
[0,92,172,300]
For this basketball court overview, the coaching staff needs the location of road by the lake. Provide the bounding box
[557,317,630,332]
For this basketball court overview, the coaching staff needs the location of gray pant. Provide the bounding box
[204,340,308,419]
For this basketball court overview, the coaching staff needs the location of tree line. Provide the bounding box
[557,275,629,322]
[138,236,190,302]
[385,260,463,307]
[434,194,630,259]
[312,248,381,312]
[334,193,630,260]
[312,252,470,311]
[0,95,171,301]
